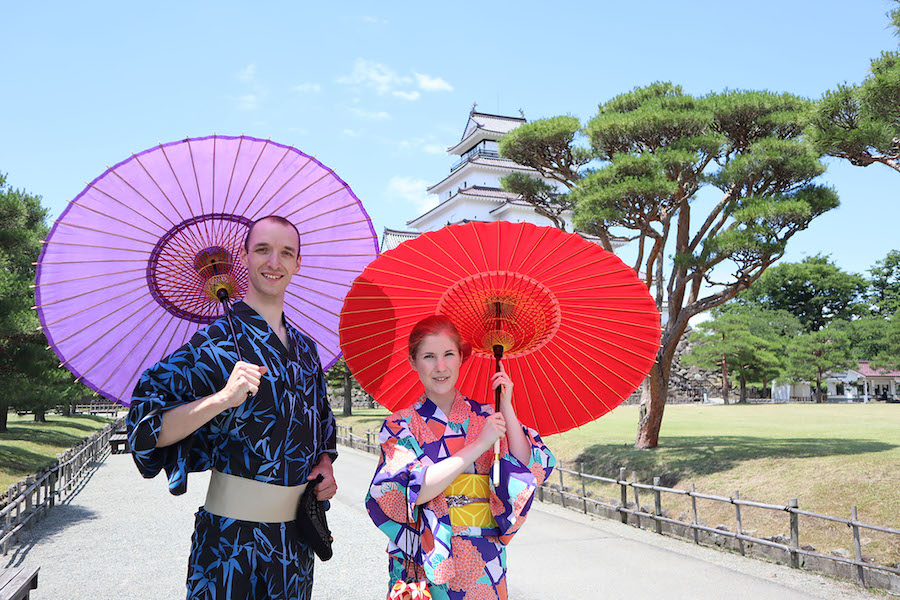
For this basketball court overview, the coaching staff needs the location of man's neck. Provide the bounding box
[241,291,285,332]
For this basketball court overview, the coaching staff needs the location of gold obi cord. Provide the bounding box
[204,470,308,523]
[443,473,497,529]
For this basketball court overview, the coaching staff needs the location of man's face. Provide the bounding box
[240,219,301,299]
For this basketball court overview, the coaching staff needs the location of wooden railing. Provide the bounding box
[0,417,123,555]
[336,424,900,593]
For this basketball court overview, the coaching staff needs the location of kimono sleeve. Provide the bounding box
[314,354,338,463]
[492,424,556,541]
[365,413,428,540]
[126,334,219,495]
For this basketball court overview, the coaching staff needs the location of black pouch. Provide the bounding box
[295,474,333,561]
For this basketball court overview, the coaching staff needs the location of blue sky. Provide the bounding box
[3,1,897,277]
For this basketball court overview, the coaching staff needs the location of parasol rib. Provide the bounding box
[116,310,184,402]
[222,135,245,215]
[240,144,293,218]
[37,280,146,320]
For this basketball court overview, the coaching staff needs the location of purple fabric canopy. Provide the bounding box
[35,135,378,406]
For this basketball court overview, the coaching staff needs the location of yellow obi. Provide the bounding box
[444,474,497,529]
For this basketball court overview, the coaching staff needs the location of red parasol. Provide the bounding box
[338,221,660,436]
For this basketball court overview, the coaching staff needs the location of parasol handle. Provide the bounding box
[492,344,503,487]
[217,288,252,399]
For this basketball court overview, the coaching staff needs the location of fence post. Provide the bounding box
[851,506,866,587]
[632,471,641,529]
[349,427,353,450]
[734,490,745,556]
[579,462,587,514]
[558,467,565,509]
[49,465,57,508]
[619,467,628,524]
[789,498,799,568]
[653,477,662,535]
[24,476,34,518]
[690,483,699,544]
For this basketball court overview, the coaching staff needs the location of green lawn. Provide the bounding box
[338,402,900,564]
[0,413,116,490]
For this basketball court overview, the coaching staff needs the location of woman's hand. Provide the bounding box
[491,362,514,411]
[477,412,507,452]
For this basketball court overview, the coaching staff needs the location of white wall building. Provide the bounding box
[382,109,608,252]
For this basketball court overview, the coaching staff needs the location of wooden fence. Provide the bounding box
[336,425,900,593]
[0,417,123,555]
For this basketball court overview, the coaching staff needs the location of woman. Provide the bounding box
[365,315,556,600]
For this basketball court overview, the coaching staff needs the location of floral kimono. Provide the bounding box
[366,392,556,600]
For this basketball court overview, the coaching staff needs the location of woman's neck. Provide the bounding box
[429,391,456,416]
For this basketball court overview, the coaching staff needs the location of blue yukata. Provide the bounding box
[366,392,555,600]
[127,301,336,600]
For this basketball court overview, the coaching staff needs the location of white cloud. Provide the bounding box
[337,59,410,95]
[293,82,322,93]
[236,64,257,83]
[392,90,421,101]
[423,144,445,155]
[415,72,453,92]
[387,176,436,213]
[361,15,388,24]
[349,107,391,120]
[236,94,260,111]
[338,60,453,99]
[342,129,360,137]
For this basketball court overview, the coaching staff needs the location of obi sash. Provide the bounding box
[444,473,497,529]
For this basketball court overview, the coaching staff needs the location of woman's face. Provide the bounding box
[408,333,461,404]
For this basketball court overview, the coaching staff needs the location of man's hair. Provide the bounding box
[243,215,302,253]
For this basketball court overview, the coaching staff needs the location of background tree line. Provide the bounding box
[683,252,900,404]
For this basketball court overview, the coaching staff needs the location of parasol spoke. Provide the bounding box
[537,251,618,285]
[54,220,156,248]
[65,198,169,242]
[34,278,147,312]
[534,339,617,414]
[54,293,152,358]
[282,297,341,344]
[278,172,344,219]
[518,352,566,434]
[116,310,186,402]
[32,267,147,288]
[293,202,364,229]
[556,322,661,364]
[349,278,450,294]
[299,235,382,247]
[37,281,148,323]
[186,137,216,248]
[248,153,315,220]
[286,285,346,308]
[77,304,170,386]
[551,331,652,384]
[363,258,458,287]
[561,308,661,331]
[230,137,270,220]
[240,144,294,218]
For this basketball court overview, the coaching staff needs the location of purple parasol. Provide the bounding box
[35,135,378,406]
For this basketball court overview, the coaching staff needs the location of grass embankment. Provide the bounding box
[338,403,900,565]
[0,413,116,490]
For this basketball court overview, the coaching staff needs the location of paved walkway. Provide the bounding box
[4,447,884,599]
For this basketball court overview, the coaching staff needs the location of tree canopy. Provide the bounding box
[806,3,900,173]
[502,83,837,448]
[733,255,868,332]
[684,305,801,402]
[0,173,84,427]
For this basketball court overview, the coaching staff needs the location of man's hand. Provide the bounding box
[307,453,337,501]
[220,361,268,408]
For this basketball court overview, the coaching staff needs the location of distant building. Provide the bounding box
[771,360,900,402]
[381,108,613,252]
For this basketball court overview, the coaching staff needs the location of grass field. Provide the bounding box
[337,402,900,565]
[0,413,115,491]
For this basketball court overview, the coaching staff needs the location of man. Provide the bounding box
[127,215,337,600]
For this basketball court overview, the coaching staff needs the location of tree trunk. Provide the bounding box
[0,403,7,433]
[739,373,747,403]
[635,363,669,449]
[721,354,730,405]
[815,371,824,403]
[342,371,352,417]
[34,411,46,423]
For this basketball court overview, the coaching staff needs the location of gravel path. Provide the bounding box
[3,448,887,599]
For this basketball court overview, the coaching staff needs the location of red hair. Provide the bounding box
[408,314,472,362]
